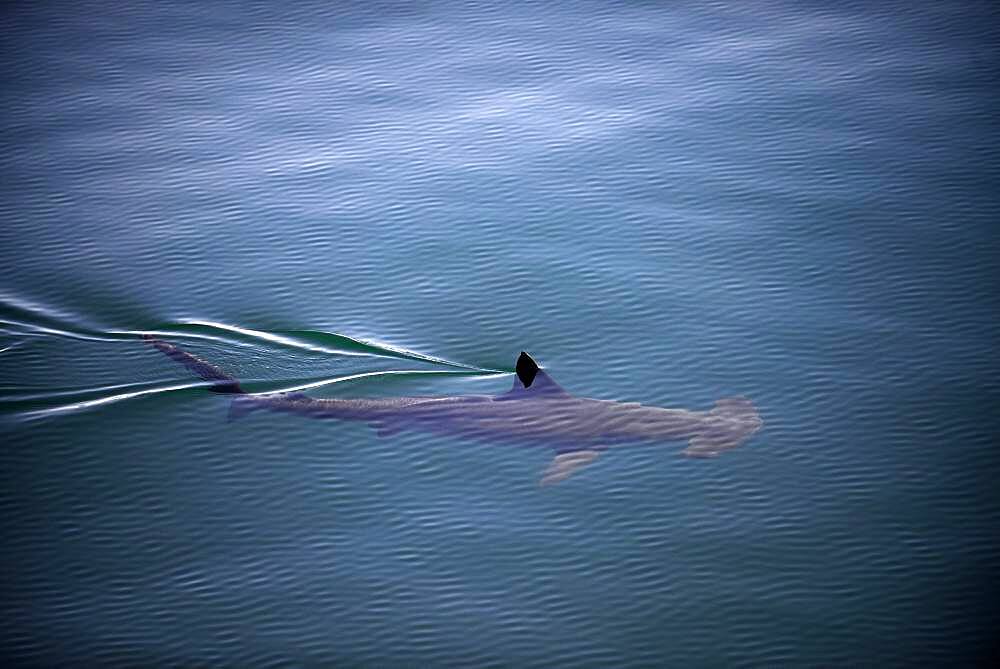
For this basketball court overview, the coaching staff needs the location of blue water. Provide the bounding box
[2,1,998,665]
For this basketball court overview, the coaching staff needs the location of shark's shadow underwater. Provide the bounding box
[144,336,762,484]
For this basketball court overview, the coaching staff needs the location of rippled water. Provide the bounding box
[2,1,998,665]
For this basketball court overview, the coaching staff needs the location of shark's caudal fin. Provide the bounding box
[142,334,248,423]
[682,396,763,458]
[142,335,244,393]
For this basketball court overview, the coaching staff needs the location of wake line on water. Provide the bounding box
[251,368,507,396]
[168,320,493,372]
[0,293,510,421]
[0,293,504,372]
[13,369,505,421]
[17,381,210,420]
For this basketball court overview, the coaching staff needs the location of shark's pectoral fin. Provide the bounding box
[540,450,600,486]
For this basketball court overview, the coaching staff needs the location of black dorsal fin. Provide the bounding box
[501,352,567,399]
[516,351,539,388]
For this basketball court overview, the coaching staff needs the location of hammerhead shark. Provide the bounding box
[144,335,762,484]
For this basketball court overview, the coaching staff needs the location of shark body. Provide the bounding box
[145,336,762,484]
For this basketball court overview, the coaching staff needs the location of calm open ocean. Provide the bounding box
[1,1,997,665]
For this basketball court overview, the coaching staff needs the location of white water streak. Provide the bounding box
[179,320,352,355]
[20,381,208,420]
[16,372,509,419]
[0,318,119,343]
[255,369,507,396]
[176,320,494,371]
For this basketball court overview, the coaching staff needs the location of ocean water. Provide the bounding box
[2,1,998,665]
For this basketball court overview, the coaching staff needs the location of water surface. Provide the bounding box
[2,1,998,665]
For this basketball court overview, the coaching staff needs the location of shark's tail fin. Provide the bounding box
[142,334,245,394]
[683,396,762,458]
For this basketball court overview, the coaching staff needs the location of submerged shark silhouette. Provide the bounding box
[144,335,762,484]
